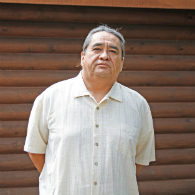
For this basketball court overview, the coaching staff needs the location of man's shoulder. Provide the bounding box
[119,84,146,102]
[119,83,150,112]
[46,77,75,92]
[37,76,77,101]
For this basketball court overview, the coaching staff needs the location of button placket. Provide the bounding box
[92,104,101,193]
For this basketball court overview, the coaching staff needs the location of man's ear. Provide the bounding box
[121,57,125,71]
[81,51,85,68]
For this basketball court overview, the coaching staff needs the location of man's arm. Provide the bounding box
[136,163,143,173]
[28,153,45,173]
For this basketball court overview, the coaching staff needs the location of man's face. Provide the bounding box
[81,31,124,80]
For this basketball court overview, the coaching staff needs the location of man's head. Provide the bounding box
[83,25,125,60]
[81,25,125,81]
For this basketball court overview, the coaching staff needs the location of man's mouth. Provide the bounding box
[97,63,110,67]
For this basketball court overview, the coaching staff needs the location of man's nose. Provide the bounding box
[99,50,109,60]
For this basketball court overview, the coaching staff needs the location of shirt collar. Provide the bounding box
[73,71,122,102]
[73,71,91,98]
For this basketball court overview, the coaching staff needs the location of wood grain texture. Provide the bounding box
[138,179,195,195]
[1,54,195,71]
[1,37,195,55]
[1,71,195,87]
[0,4,194,25]
[153,118,195,134]
[0,87,46,104]
[152,148,195,165]
[137,164,195,181]
[131,87,195,102]
[0,154,35,171]
[123,55,195,71]
[0,104,32,121]
[0,170,39,188]
[1,87,195,104]
[0,187,39,195]
[1,20,195,40]
[0,121,28,138]
[0,53,81,70]
[155,134,195,149]
[149,102,195,118]
[1,133,195,154]
[1,0,195,9]
[0,137,26,154]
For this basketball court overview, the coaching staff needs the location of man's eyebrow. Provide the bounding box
[92,43,119,52]
[92,43,103,47]
[110,45,119,52]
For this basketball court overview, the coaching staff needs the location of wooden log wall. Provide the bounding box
[0,3,195,195]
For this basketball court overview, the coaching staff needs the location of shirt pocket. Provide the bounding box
[115,125,140,160]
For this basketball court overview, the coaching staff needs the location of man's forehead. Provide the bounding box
[90,31,121,45]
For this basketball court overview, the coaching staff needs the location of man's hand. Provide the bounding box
[136,163,143,173]
[28,153,45,173]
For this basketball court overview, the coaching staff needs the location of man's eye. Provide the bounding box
[110,50,117,53]
[94,48,100,51]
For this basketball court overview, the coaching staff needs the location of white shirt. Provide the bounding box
[24,72,155,195]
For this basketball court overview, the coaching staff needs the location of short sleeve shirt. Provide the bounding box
[24,72,155,195]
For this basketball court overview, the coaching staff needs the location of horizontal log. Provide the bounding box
[0,121,28,137]
[155,134,195,149]
[131,87,195,102]
[1,54,195,71]
[1,37,195,55]
[0,4,195,26]
[1,0,195,9]
[124,55,195,71]
[0,187,38,195]
[138,179,195,195]
[1,87,195,104]
[1,118,195,138]
[0,154,35,171]
[1,102,195,121]
[0,104,32,121]
[0,70,79,87]
[1,149,195,172]
[152,148,195,165]
[0,87,46,104]
[1,20,195,40]
[1,71,195,87]
[153,118,195,134]
[149,102,195,118]
[0,53,81,70]
[137,164,195,181]
[0,137,26,154]
[0,170,39,188]
[1,133,195,154]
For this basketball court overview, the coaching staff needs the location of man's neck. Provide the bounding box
[81,71,116,103]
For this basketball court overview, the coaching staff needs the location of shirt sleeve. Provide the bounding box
[135,108,156,165]
[24,93,49,154]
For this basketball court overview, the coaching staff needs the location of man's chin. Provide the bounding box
[94,70,112,78]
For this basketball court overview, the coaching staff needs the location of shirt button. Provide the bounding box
[95,162,98,166]
[96,124,99,128]
[94,182,97,185]
[96,107,99,110]
[95,143,99,146]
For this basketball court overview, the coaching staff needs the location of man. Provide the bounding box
[24,25,155,195]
